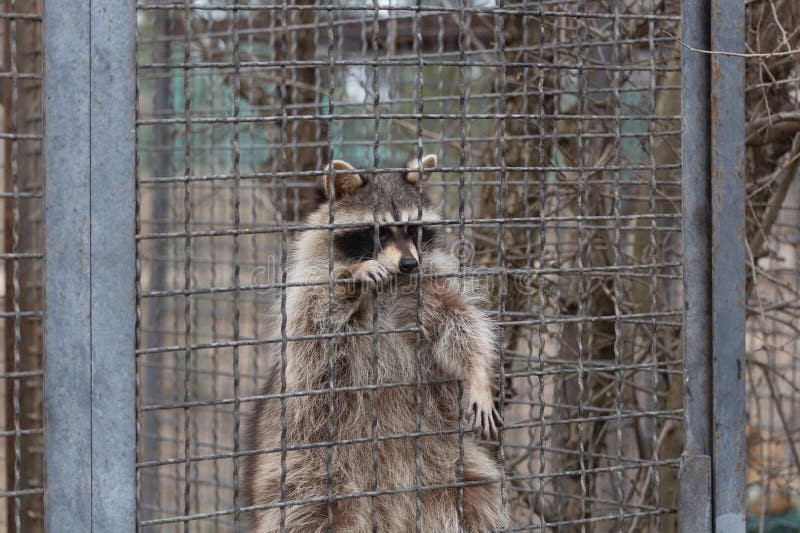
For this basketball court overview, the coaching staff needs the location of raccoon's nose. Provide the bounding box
[399,257,419,274]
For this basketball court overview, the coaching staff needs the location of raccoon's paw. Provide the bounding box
[352,260,392,288]
[467,386,504,441]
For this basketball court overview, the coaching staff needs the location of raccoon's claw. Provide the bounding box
[469,399,504,441]
[353,260,391,288]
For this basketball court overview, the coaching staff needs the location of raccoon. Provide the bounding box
[245,155,508,532]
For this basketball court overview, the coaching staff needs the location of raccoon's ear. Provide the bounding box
[405,154,437,185]
[321,160,363,199]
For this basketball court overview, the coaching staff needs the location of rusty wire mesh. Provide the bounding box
[1,2,45,532]
[0,0,797,532]
[134,2,684,531]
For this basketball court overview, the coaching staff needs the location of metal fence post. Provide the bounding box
[680,0,713,528]
[43,0,136,531]
[710,0,747,531]
[681,0,746,530]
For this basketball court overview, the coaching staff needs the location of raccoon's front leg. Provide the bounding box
[421,280,504,440]
[461,322,503,441]
[466,362,504,441]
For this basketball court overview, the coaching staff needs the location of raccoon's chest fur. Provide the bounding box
[344,289,435,384]
[280,286,460,442]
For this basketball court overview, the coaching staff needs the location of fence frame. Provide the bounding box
[42,0,136,531]
[710,0,747,532]
[680,0,747,531]
[709,0,747,530]
[679,0,713,529]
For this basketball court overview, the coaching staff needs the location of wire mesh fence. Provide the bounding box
[1,0,797,532]
[134,2,684,531]
[1,2,45,532]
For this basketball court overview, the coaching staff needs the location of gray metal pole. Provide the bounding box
[43,1,91,530]
[679,0,713,530]
[44,0,137,531]
[90,0,137,530]
[681,0,712,463]
[710,0,747,530]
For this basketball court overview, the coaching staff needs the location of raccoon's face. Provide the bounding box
[304,154,443,276]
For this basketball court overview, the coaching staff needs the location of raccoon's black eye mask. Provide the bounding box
[334,229,379,260]
[334,225,439,261]
[407,225,438,248]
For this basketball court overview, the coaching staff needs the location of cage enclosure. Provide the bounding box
[134,3,683,531]
[2,0,800,532]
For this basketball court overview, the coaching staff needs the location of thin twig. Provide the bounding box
[666,31,800,58]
